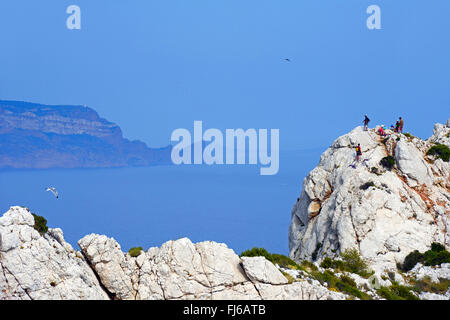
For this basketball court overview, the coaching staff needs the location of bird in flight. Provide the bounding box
[46,187,59,199]
[284,58,291,62]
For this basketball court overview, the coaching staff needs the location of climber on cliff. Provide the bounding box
[348,143,363,169]
[363,114,370,131]
[399,117,404,133]
[395,120,400,133]
[355,144,362,162]
[377,125,387,137]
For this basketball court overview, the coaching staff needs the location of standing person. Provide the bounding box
[363,114,370,131]
[399,117,404,133]
[355,144,362,162]
[395,120,400,133]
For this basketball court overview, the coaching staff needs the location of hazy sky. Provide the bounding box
[1,0,449,149]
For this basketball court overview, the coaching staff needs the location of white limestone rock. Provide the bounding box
[289,121,450,273]
[428,121,450,146]
[255,281,347,300]
[407,263,450,283]
[78,234,137,300]
[0,207,109,300]
[241,257,288,285]
[419,291,450,300]
[78,236,259,300]
[395,139,433,187]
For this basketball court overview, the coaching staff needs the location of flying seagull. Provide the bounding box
[46,187,59,199]
[284,58,291,62]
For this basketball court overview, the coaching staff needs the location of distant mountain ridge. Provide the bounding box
[0,100,172,169]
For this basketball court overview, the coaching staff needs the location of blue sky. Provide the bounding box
[0,0,449,149]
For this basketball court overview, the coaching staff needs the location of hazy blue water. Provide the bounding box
[0,150,322,255]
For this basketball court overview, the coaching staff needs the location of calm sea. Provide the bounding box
[0,149,322,256]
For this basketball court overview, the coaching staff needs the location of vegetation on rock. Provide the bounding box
[376,282,419,300]
[240,247,301,270]
[426,144,450,162]
[310,269,372,300]
[380,156,396,170]
[320,249,372,278]
[398,243,450,272]
[128,247,143,257]
[31,213,48,236]
[409,276,450,295]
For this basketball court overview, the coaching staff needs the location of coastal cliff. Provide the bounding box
[289,120,450,273]
[0,100,171,169]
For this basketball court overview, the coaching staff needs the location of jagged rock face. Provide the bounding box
[0,207,109,300]
[241,257,288,285]
[289,120,450,273]
[0,207,346,300]
[77,235,346,300]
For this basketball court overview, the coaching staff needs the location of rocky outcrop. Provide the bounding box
[241,257,288,285]
[0,207,109,300]
[0,207,346,300]
[407,263,450,284]
[0,100,172,169]
[289,120,450,274]
[2,120,449,300]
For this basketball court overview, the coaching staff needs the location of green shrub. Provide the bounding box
[311,270,336,287]
[128,247,143,257]
[400,250,424,272]
[426,144,450,162]
[320,257,335,269]
[281,271,295,284]
[240,248,301,270]
[403,133,414,139]
[270,253,301,270]
[377,283,419,300]
[380,156,396,170]
[31,214,48,236]
[399,243,450,272]
[310,270,372,300]
[240,247,272,260]
[410,276,450,295]
[320,257,345,270]
[341,249,371,277]
[320,250,372,278]
[377,286,397,300]
[300,260,318,272]
[340,274,357,288]
[423,250,450,267]
[431,242,446,252]
[390,283,420,300]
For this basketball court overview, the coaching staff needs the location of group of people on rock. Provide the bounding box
[363,114,405,136]
[356,114,405,163]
